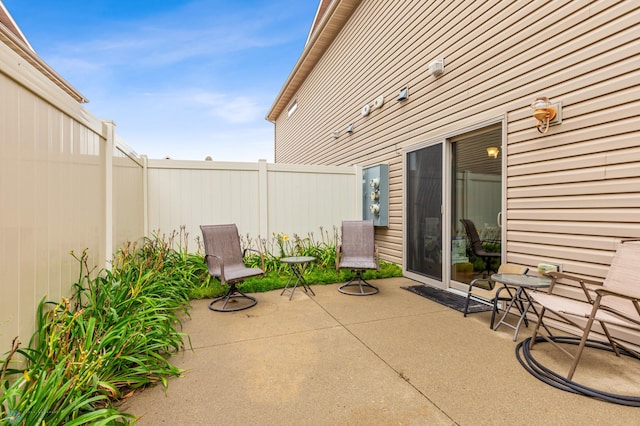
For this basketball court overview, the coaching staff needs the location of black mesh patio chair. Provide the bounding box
[200,224,264,312]
[336,220,380,295]
[460,218,501,276]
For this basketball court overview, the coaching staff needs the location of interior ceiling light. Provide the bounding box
[486,147,499,158]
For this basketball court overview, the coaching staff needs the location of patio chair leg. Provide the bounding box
[490,299,499,329]
[529,307,546,350]
[338,271,379,296]
[208,283,257,312]
[463,293,471,317]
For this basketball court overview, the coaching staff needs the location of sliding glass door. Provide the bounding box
[405,124,503,289]
[406,143,443,283]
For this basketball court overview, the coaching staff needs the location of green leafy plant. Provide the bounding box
[194,226,402,297]
[0,229,200,424]
[0,226,403,423]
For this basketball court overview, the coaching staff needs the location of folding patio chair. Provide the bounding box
[462,263,529,329]
[529,240,640,379]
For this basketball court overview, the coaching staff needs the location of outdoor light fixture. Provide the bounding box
[346,124,354,134]
[486,147,499,158]
[531,96,560,133]
[397,87,409,101]
[428,59,444,77]
[332,130,339,139]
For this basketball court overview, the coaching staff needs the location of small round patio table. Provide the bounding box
[280,256,316,300]
[491,273,552,341]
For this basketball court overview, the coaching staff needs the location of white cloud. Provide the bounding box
[188,91,262,124]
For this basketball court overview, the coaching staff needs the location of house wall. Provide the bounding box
[272,0,640,277]
[146,159,361,251]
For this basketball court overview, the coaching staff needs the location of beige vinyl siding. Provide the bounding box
[272,0,640,273]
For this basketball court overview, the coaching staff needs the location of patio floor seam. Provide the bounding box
[308,293,458,424]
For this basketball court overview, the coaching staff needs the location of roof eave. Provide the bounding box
[265,0,361,122]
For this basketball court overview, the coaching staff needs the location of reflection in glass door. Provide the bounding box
[406,143,443,282]
[450,126,502,288]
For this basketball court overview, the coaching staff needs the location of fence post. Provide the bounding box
[258,159,268,238]
[142,155,149,239]
[102,120,116,270]
[354,164,363,219]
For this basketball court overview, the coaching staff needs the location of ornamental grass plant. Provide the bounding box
[0,230,199,425]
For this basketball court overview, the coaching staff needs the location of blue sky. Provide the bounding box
[3,0,318,161]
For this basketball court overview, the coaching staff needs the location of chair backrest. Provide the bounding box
[200,224,244,278]
[601,240,640,318]
[460,219,484,254]
[341,220,375,260]
[497,263,528,275]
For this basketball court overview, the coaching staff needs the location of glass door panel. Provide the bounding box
[450,126,502,287]
[406,143,443,282]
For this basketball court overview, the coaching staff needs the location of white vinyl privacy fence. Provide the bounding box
[0,36,361,355]
[146,159,362,250]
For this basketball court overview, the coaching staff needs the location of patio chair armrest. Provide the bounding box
[467,277,493,292]
[243,248,265,272]
[596,287,640,302]
[204,253,225,284]
[374,244,380,271]
[336,244,342,271]
[546,271,603,302]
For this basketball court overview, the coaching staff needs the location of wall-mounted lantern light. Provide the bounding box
[332,130,339,139]
[346,124,354,134]
[531,96,561,133]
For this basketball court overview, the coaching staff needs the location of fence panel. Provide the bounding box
[146,160,361,252]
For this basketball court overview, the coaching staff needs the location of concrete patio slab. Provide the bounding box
[121,277,640,425]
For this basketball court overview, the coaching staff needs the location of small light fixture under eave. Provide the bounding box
[428,59,445,77]
[397,87,409,101]
[486,147,499,158]
[332,130,340,139]
[287,100,298,117]
[346,124,354,134]
[531,96,562,133]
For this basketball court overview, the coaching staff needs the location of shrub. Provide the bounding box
[0,233,197,424]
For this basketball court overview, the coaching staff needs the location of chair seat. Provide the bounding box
[475,249,501,258]
[224,265,264,283]
[470,285,511,301]
[531,292,634,328]
[339,257,378,269]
